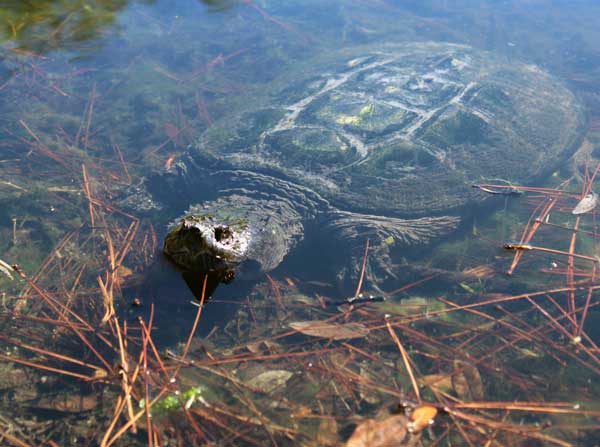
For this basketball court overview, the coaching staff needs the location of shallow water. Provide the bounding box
[1,1,600,445]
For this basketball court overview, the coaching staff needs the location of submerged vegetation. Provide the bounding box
[1,0,600,445]
[0,0,135,53]
[2,159,600,445]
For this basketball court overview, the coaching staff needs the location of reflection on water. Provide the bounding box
[0,0,599,445]
[0,0,137,53]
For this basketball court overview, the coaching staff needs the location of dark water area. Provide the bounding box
[1,1,600,445]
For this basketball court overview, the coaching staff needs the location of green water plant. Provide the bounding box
[139,386,208,419]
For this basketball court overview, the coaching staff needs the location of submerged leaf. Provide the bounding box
[409,405,438,432]
[572,192,598,215]
[316,416,339,446]
[290,320,369,340]
[419,374,453,393]
[359,367,381,405]
[452,360,484,400]
[346,414,421,447]
[33,394,98,413]
[246,370,293,394]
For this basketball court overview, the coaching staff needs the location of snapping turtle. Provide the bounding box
[132,42,585,293]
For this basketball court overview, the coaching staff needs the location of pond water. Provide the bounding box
[0,1,599,446]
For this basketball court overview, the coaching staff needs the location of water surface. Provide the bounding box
[0,1,599,445]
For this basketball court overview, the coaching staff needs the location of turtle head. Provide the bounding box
[163,214,255,299]
[163,215,251,283]
[163,193,306,298]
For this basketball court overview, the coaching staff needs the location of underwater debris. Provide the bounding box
[289,320,369,340]
[346,410,428,447]
[572,191,598,214]
[472,183,523,196]
[246,370,294,394]
[451,360,484,401]
[408,405,438,433]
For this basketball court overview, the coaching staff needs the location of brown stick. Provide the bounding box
[354,239,370,298]
[141,326,154,447]
[266,274,285,312]
[566,215,581,326]
[83,84,96,151]
[104,388,170,447]
[0,427,35,447]
[81,164,96,228]
[112,143,132,184]
[0,334,106,373]
[454,402,600,416]
[13,266,113,370]
[386,320,420,402]
[0,353,96,381]
[173,275,208,381]
[112,315,137,434]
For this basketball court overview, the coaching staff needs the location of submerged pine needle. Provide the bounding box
[0,259,14,280]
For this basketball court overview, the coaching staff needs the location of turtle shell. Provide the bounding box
[195,42,585,218]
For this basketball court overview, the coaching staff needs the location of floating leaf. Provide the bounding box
[290,320,369,340]
[346,414,421,447]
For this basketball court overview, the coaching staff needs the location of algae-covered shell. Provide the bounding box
[197,42,585,218]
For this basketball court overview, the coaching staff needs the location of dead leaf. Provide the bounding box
[359,367,381,405]
[116,265,134,279]
[419,374,453,393]
[452,360,484,400]
[346,414,421,447]
[290,320,369,340]
[33,394,98,413]
[246,341,263,353]
[246,370,293,394]
[317,416,339,446]
[292,404,313,418]
[409,405,438,432]
[572,192,598,215]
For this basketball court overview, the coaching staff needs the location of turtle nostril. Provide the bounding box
[214,226,233,242]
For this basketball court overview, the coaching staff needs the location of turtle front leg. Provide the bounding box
[325,210,460,293]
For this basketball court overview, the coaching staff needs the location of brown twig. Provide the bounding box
[385,319,421,402]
